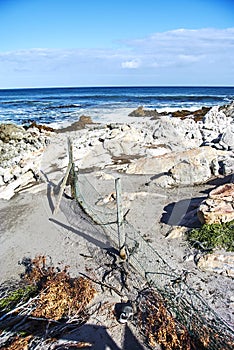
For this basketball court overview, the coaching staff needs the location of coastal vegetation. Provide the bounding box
[187,220,234,252]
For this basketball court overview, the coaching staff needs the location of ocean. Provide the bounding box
[0,86,233,128]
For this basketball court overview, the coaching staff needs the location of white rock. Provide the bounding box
[200,106,233,145]
[95,171,115,180]
[166,226,188,239]
[126,146,217,179]
[219,125,234,151]
[197,252,234,277]
[0,171,35,200]
[152,116,202,150]
[3,168,14,183]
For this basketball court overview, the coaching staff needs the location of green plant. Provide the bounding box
[187,220,234,252]
[0,284,37,313]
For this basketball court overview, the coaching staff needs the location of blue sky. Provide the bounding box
[0,0,233,88]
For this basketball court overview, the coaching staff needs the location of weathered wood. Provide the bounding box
[68,137,76,198]
[53,162,72,215]
[67,137,73,164]
[54,138,76,214]
[73,166,79,200]
[115,178,126,259]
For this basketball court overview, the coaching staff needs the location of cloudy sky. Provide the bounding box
[0,0,233,88]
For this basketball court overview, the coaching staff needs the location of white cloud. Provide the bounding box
[177,54,205,63]
[121,59,141,69]
[0,28,233,87]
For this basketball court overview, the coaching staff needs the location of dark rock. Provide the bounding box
[57,115,94,133]
[128,106,211,121]
[25,122,54,133]
[219,100,234,118]
[171,107,211,121]
[170,110,192,119]
[193,107,211,121]
[128,106,162,118]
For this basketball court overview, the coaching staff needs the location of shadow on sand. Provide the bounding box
[60,323,146,350]
[161,196,205,228]
[161,174,234,228]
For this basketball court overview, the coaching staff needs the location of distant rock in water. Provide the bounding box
[128,106,162,118]
[172,107,211,121]
[128,105,211,121]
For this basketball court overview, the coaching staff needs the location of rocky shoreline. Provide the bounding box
[0,102,234,336]
[1,102,233,200]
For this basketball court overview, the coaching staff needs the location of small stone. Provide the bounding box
[197,252,234,277]
[166,226,188,239]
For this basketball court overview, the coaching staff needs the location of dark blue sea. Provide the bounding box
[0,86,233,128]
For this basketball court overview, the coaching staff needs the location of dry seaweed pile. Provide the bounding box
[1,255,232,349]
[0,256,96,349]
[136,288,234,350]
[137,288,191,350]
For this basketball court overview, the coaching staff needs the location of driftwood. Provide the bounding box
[53,162,72,215]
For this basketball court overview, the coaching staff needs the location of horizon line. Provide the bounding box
[1,84,234,90]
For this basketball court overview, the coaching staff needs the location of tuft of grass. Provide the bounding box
[187,220,234,252]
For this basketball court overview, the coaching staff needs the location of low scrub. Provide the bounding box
[187,220,234,252]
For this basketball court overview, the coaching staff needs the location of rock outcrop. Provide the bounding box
[219,100,234,117]
[128,106,211,121]
[199,106,234,150]
[129,103,234,156]
[197,183,234,224]
[57,115,94,133]
[69,103,233,181]
[152,115,202,151]
[0,123,52,200]
[2,101,233,198]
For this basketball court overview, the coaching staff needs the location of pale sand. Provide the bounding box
[0,130,233,347]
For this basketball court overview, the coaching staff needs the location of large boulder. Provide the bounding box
[219,154,234,176]
[219,125,234,151]
[197,183,234,224]
[126,146,218,186]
